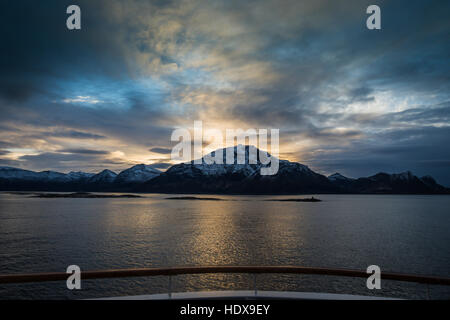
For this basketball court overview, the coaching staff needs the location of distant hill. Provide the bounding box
[329,171,449,194]
[115,164,161,184]
[0,146,448,194]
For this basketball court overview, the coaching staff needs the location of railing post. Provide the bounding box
[168,275,172,299]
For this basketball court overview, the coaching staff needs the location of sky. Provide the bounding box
[0,0,449,184]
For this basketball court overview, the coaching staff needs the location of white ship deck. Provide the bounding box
[94,290,400,300]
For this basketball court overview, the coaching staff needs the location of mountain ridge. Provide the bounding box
[0,146,448,194]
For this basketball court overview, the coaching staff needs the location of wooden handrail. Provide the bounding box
[0,265,449,286]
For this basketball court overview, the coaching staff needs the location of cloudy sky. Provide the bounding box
[0,0,449,184]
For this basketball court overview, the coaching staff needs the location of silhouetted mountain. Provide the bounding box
[67,171,95,181]
[88,169,117,184]
[338,171,449,194]
[115,164,160,184]
[0,166,94,191]
[0,148,448,194]
[141,146,336,194]
[420,175,446,192]
[327,172,355,192]
[328,172,353,182]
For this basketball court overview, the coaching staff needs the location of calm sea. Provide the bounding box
[0,193,449,299]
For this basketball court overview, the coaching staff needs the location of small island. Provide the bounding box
[31,192,142,198]
[266,197,321,202]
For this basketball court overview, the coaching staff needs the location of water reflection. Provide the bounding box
[0,193,449,299]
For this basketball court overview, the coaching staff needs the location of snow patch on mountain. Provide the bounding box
[164,145,320,181]
[0,167,72,182]
[328,172,353,181]
[38,171,72,182]
[88,169,117,183]
[115,164,161,183]
[67,171,95,180]
[391,171,414,181]
[167,145,281,177]
[0,167,41,180]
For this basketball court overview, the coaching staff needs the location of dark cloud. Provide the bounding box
[0,0,129,102]
[50,130,106,140]
[148,162,171,170]
[17,151,115,172]
[149,147,172,154]
[59,149,109,155]
[0,150,10,156]
[19,152,97,162]
[0,141,15,148]
[347,87,375,103]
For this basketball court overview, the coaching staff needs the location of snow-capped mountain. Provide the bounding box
[0,167,72,182]
[0,164,158,192]
[142,145,336,194]
[0,167,99,191]
[115,164,160,184]
[37,171,72,182]
[327,172,355,191]
[67,171,95,181]
[87,169,117,183]
[328,172,353,182]
[165,145,268,178]
[0,167,43,180]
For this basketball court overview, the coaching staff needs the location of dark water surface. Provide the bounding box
[0,193,449,299]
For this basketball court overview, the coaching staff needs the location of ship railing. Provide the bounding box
[1,265,449,299]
